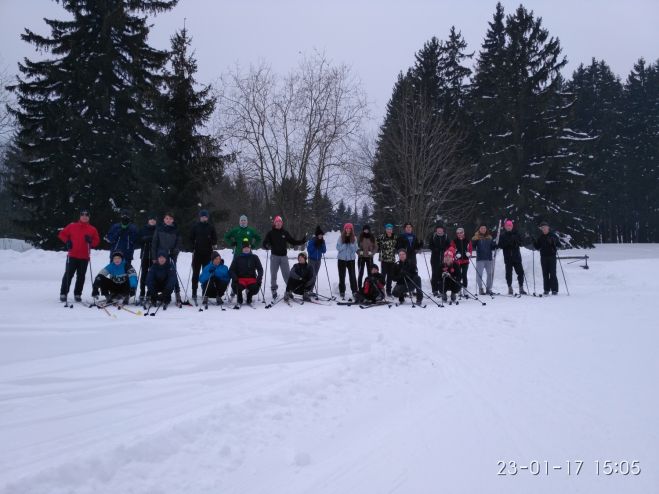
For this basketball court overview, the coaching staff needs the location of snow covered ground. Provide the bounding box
[0,240,657,494]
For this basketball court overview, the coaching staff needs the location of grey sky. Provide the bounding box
[1,0,657,125]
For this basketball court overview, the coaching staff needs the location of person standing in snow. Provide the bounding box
[376,223,398,297]
[151,212,183,306]
[395,223,423,267]
[357,224,378,290]
[427,223,451,297]
[137,213,157,305]
[471,223,497,295]
[223,214,261,256]
[306,225,327,289]
[189,209,218,303]
[284,252,315,302]
[336,223,359,300]
[146,249,177,308]
[91,250,138,305]
[104,209,139,268]
[262,215,306,300]
[450,227,472,296]
[58,208,100,302]
[498,219,527,295]
[533,221,560,295]
[199,251,230,305]
[229,239,264,305]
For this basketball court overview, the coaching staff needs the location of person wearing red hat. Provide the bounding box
[262,215,306,300]
[336,222,358,300]
[58,209,100,302]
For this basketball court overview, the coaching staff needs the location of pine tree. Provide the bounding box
[471,4,593,245]
[160,25,224,234]
[620,58,659,242]
[5,0,176,247]
[565,59,624,242]
[438,26,473,121]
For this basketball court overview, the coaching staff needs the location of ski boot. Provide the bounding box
[175,292,182,308]
[508,285,514,295]
[302,291,312,302]
[60,294,67,302]
[284,291,292,302]
[450,293,457,302]
[271,290,278,300]
[442,293,448,302]
[479,288,486,296]
[432,291,439,298]
[519,284,527,295]
[216,296,223,305]
[202,296,209,306]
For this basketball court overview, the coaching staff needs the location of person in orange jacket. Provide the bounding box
[58,208,100,302]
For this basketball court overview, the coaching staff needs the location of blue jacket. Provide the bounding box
[199,261,230,284]
[307,238,326,261]
[105,223,139,261]
[336,237,358,261]
[98,260,138,288]
[146,261,177,294]
[471,232,498,261]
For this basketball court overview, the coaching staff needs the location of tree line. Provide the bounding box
[1,1,657,248]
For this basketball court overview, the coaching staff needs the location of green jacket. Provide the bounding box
[224,226,262,255]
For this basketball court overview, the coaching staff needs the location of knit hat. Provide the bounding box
[111,250,124,259]
[435,223,445,230]
[80,208,90,216]
[273,215,283,225]
[239,214,248,222]
[147,212,157,220]
[315,225,324,236]
[384,223,394,230]
[199,209,209,218]
[456,227,465,234]
[211,250,221,261]
[156,249,168,259]
[343,223,354,231]
[120,208,130,218]
[371,263,379,271]
[504,219,513,228]
[241,237,251,248]
[362,224,371,231]
[539,221,549,227]
[297,252,308,260]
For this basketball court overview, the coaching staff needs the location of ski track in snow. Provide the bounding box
[0,243,657,494]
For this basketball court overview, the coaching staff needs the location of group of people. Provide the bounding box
[58,208,562,309]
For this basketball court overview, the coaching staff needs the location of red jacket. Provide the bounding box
[58,221,100,260]
[450,237,472,266]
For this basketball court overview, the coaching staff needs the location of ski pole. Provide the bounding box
[322,253,334,299]
[557,255,570,296]
[261,250,269,303]
[491,219,502,293]
[532,250,538,296]
[403,276,417,307]
[199,272,213,312]
[87,242,95,292]
[422,250,432,290]
[171,257,191,305]
[407,275,441,308]
[134,262,142,305]
[469,257,494,299]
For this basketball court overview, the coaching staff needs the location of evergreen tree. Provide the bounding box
[160,26,224,234]
[5,0,176,247]
[620,58,659,242]
[438,26,473,121]
[565,59,624,242]
[334,199,348,230]
[471,4,593,245]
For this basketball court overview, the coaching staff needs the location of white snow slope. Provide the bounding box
[0,242,657,494]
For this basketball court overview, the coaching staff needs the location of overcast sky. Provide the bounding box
[1,0,657,125]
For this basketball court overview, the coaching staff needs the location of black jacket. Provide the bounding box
[395,233,423,260]
[190,221,218,255]
[151,223,182,261]
[229,253,264,281]
[146,261,177,293]
[534,232,560,258]
[287,262,314,292]
[138,224,156,260]
[498,230,523,264]
[262,228,305,256]
[427,232,451,261]
[392,259,419,283]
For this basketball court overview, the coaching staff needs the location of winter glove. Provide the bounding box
[65,240,73,250]
[84,235,92,244]
[455,253,461,259]
[442,271,450,278]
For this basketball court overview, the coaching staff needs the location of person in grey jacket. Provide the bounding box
[471,223,497,295]
[151,212,184,304]
[336,223,358,299]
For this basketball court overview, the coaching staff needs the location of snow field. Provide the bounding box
[0,242,657,493]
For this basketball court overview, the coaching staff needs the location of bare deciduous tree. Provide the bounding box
[215,52,369,233]
[373,85,474,235]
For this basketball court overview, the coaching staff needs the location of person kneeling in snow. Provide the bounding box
[439,250,462,303]
[355,263,386,305]
[284,252,315,302]
[392,249,423,304]
[199,251,230,305]
[146,250,177,307]
[92,251,137,304]
[229,240,264,305]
